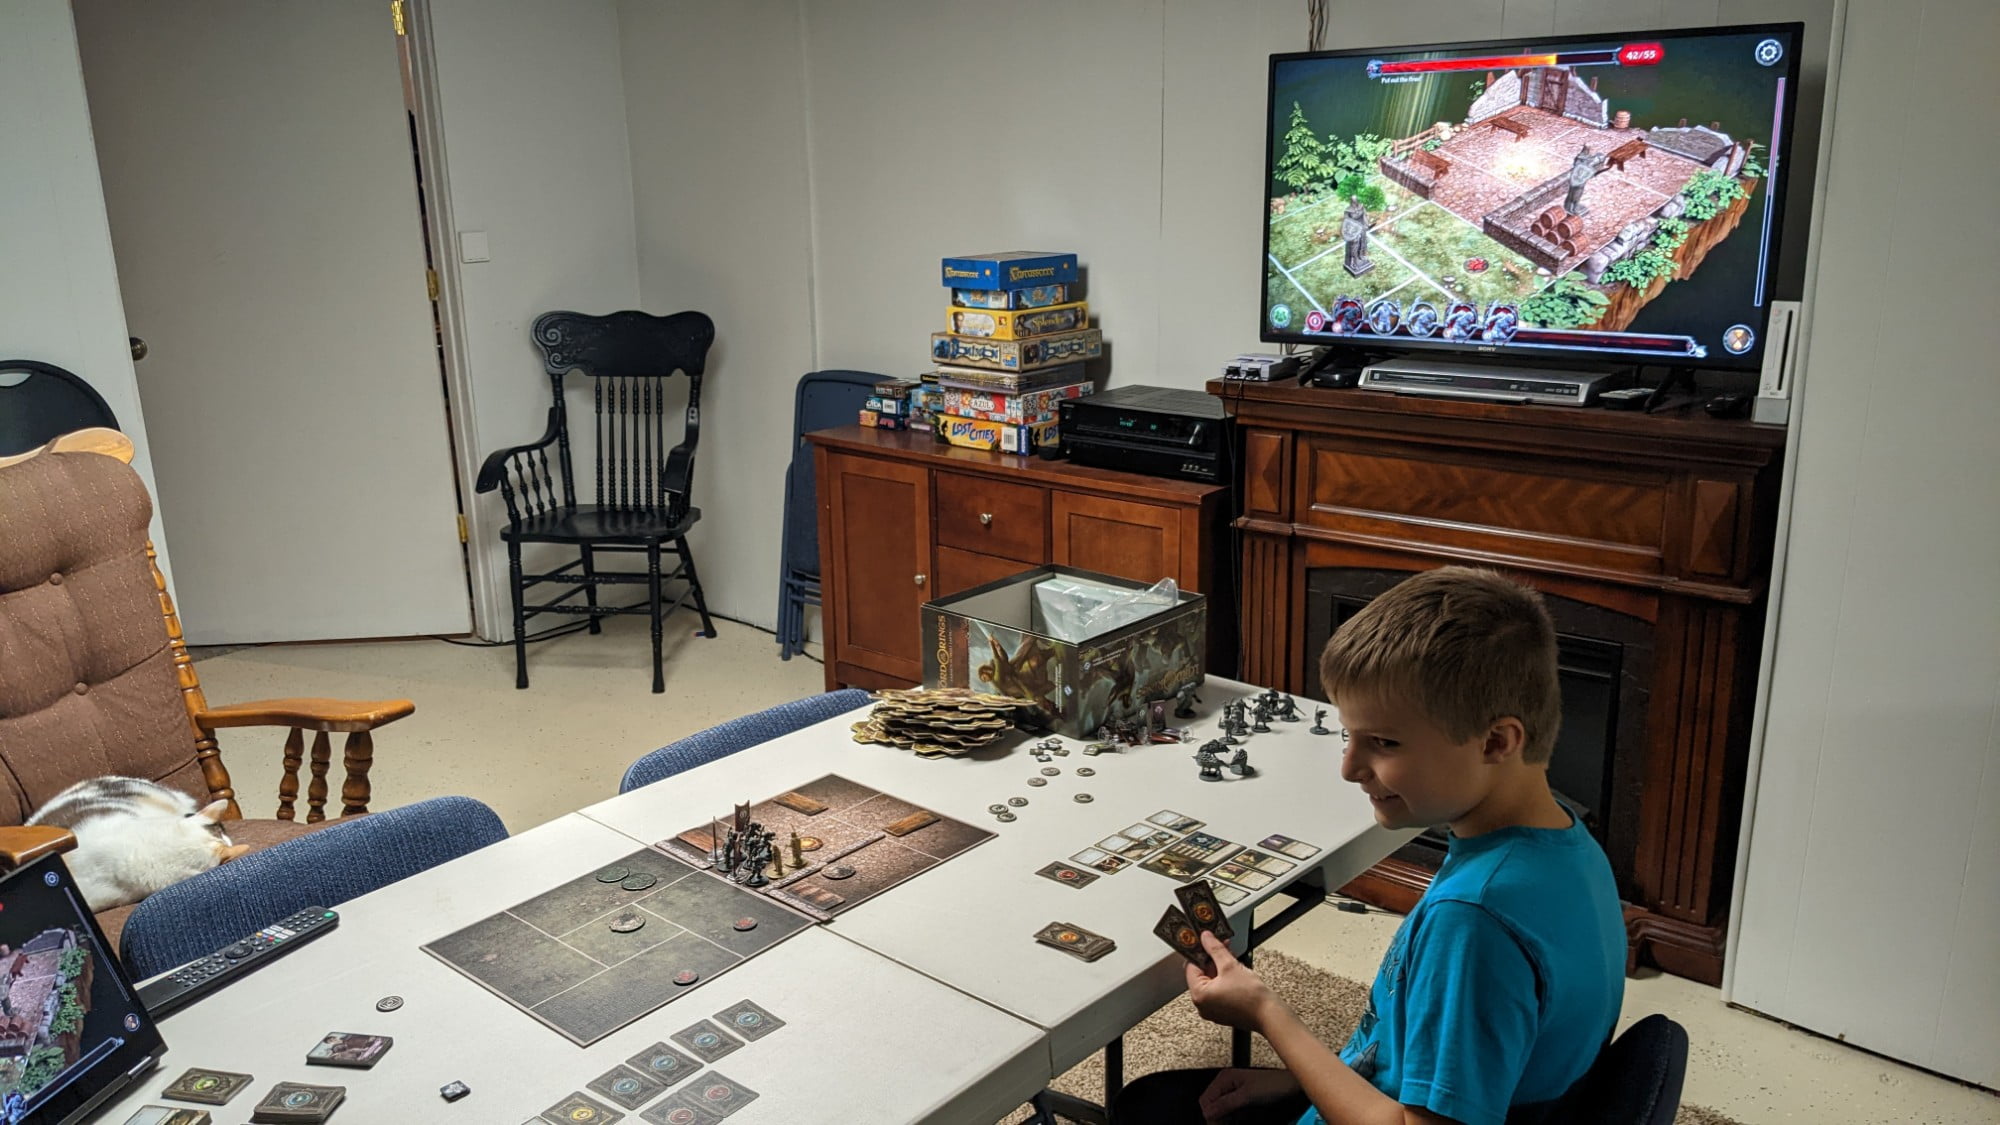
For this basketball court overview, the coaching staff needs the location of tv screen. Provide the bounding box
[1262,24,1801,371]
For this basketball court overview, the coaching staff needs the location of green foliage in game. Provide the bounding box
[58,944,86,980]
[50,983,83,1036]
[1681,169,1749,221]
[1519,274,1610,328]
[19,1046,67,1093]
[1276,102,1326,193]
[1335,173,1386,212]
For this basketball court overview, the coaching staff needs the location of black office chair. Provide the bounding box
[0,360,118,456]
[475,310,718,693]
[1551,1013,1689,1124]
[775,370,883,660]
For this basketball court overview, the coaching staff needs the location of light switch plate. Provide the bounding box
[459,230,490,263]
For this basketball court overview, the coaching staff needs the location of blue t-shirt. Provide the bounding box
[1300,810,1624,1125]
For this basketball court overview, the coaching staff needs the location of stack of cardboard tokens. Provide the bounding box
[850,687,1027,756]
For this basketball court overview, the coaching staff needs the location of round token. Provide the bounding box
[798,836,823,851]
[1077,767,1096,776]
[1026,777,1047,787]
[1052,747,1069,756]
[672,969,701,986]
[732,916,759,932]
[1007,796,1028,807]
[610,911,646,933]
[1040,766,1060,776]
[825,864,856,880]
[996,811,1017,822]
[988,803,1007,814]
[1074,793,1094,803]
[594,865,630,883]
[620,872,658,891]
[375,995,404,1012]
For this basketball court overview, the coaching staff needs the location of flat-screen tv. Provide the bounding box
[1262,23,1802,372]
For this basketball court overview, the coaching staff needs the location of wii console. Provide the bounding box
[1357,358,1625,407]
[1753,300,1803,425]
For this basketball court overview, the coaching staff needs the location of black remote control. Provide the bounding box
[136,906,340,1019]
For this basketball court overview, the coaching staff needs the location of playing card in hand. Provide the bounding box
[1153,904,1214,973]
[1174,878,1236,942]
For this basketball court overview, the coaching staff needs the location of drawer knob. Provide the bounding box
[914,573,927,586]
[979,513,994,526]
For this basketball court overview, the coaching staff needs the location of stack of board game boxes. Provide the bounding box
[929,251,1101,454]
[859,376,922,430]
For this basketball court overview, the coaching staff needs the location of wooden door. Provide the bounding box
[1052,492,1185,588]
[823,452,931,686]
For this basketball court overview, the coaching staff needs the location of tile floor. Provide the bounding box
[189,616,1998,1124]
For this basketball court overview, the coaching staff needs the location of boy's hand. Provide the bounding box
[1198,1068,1303,1123]
[1185,931,1280,1032]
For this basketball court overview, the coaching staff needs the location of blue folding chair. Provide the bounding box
[620,689,872,792]
[777,371,885,659]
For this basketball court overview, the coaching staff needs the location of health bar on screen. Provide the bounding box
[1370,46,1646,77]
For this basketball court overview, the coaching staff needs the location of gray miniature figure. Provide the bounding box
[743,829,772,887]
[1564,144,1609,215]
[1173,682,1201,719]
[1341,196,1375,276]
[1277,695,1302,722]
[1311,708,1331,735]
[1228,747,1256,778]
[1194,741,1226,782]
[1251,700,1272,733]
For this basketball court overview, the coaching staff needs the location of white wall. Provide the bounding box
[1728,0,1999,1087]
[421,0,643,639]
[616,0,1833,631]
[617,0,817,634]
[0,0,173,589]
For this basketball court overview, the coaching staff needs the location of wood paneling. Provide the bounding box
[1050,492,1180,586]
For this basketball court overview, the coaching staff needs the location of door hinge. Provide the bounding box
[426,269,439,301]
[391,0,406,37]
[457,514,468,543]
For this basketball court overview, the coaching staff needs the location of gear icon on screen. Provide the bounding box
[1755,38,1783,66]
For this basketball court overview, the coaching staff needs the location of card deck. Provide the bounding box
[1136,850,1206,882]
[671,1019,743,1063]
[625,1041,701,1087]
[121,1109,212,1125]
[1175,878,1236,942]
[641,1094,725,1124]
[248,1081,345,1123]
[1182,830,1230,852]
[163,1067,253,1105]
[588,1063,671,1110]
[1260,833,1321,859]
[1209,880,1250,905]
[1152,905,1214,973]
[675,1072,759,1118]
[1210,861,1274,889]
[712,999,785,1041]
[305,1031,392,1069]
[1035,860,1099,889]
[1069,847,1127,874]
[1232,848,1296,876]
[541,1090,624,1123]
[1147,810,1203,833]
[1034,921,1116,961]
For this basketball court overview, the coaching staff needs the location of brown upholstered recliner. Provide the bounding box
[0,429,414,948]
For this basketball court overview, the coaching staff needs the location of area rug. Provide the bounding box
[997,949,1742,1124]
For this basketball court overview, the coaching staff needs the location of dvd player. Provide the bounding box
[1358,358,1625,406]
[1059,385,1229,482]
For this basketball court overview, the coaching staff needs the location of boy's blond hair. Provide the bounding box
[1318,567,1561,763]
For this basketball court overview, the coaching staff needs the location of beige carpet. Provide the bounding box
[997,949,1741,1125]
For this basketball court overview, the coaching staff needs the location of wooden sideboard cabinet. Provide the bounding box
[808,426,1234,691]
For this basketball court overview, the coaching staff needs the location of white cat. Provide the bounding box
[25,777,251,912]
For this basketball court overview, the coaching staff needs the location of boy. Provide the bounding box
[1112,567,1626,1125]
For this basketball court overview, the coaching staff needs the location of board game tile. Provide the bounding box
[424,912,606,1008]
[784,774,882,814]
[632,869,813,957]
[508,850,693,935]
[532,930,742,1045]
[558,905,686,967]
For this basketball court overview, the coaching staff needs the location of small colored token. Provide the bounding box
[1008,797,1028,807]
[1077,767,1096,776]
[1041,766,1060,776]
[439,1080,470,1102]
[732,916,759,931]
[825,864,856,880]
[988,804,1007,814]
[1074,793,1094,803]
[610,912,646,933]
[1026,777,1048,787]
[595,865,630,883]
[376,995,404,1012]
[620,872,658,891]
[798,836,823,851]
[996,811,1017,822]
[672,969,700,986]
[1052,747,1069,756]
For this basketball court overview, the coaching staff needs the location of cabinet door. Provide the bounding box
[935,545,1038,598]
[1051,492,1186,587]
[823,452,931,684]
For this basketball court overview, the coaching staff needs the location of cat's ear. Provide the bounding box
[196,799,230,821]
[219,843,251,863]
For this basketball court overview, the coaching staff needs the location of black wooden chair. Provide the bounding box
[0,359,119,457]
[475,310,718,693]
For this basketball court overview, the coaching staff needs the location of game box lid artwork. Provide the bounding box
[422,776,990,1046]
[1262,24,1802,370]
[922,566,1206,739]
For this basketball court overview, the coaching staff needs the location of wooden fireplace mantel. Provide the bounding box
[1213,378,1786,985]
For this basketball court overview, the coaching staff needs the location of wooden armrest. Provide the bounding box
[0,826,77,871]
[196,697,415,734]
[0,426,134,471]
[475,406,563,493]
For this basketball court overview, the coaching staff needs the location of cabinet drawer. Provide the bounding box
[935,473,1048,564]
[935,545,1039,598]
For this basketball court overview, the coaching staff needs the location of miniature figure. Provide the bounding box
[1193,741,1226,782]
[1341,196,1375,277]
[1251,700,1272,733]
[1277,695,1302,722]
[1173,681,1201,719]
[1311,708,1331,735]
[789,830,805,868]
[1228,747,1256,778]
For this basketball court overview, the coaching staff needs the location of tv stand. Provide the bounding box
[1644,365,1701,413]
[1296,345,1383,388]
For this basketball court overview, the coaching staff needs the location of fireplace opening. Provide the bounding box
[1304,568,1653,896]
